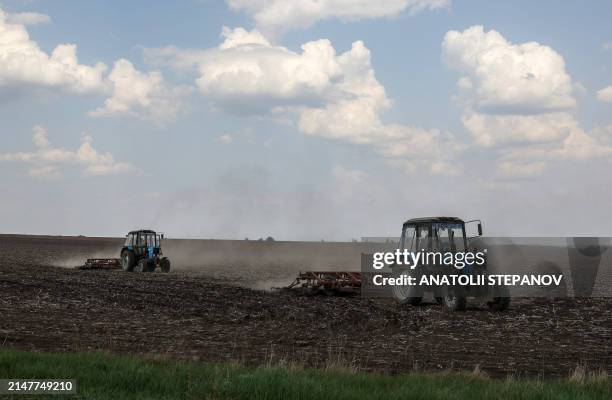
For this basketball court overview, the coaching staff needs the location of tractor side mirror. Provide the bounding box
[161,234,164,239]
[477,223,483,236]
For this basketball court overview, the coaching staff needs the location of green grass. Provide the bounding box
[0,349,610,400]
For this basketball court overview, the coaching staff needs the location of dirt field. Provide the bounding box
[0,235,611,378]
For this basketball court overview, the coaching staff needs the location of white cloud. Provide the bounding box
[148,27,461,174]
[496,160,547,177]
[443,25,575,114]
[495,125,612,177]
[0,9,106,94]
[147,27,344,112]
[227,0,450,35]
[186,27,347,112]
[216,134,234,144]
[603,41,612,51]
[0,8,185,125]
[462,111,577,146]
[6,12,51,25]
[89,59,191,125]
[0,126,133,177]
[596,85,612,102]
[148,27,360,115]
[28,165,60,179]
[443,25,612,177]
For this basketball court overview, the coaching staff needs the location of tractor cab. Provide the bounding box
[121,229,170,273]
[124,230,163,259]
[399,217,482,253]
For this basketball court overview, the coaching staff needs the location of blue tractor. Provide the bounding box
[120,229,170,273]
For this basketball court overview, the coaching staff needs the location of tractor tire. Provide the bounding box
[487,296,510,311]
[121,251,135,272]
[487,285,510,311]
[134,259,146,273]
[443,294,467,312]
[408,297,423,306]
[392,285,423,306]
[391,268,423,306]
[160,257,171,273]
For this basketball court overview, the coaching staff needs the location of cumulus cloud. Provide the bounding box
[89,59,192,125]
[0,9,106,95]
[503,128,612,161]
[443,25,575,114]
[0,7,186,125]
[443,25,612,177]
[461,111,577,147]
[148,27,461,174]
[146,27,341,113]
[227,0,450,35]
[202,28,341,111]
[6,11,51,25]
[0,126,133,177]
[596,85,612,102]
[493,123,612,177]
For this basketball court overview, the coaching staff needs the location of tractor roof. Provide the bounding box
[127,229,158,235]
[402,216,464,227]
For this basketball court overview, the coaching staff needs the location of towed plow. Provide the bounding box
[76,258,121,270]
[279,271,362,295]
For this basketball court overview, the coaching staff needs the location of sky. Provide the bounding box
[0,0,611,239]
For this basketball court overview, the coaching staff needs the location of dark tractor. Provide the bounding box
[120,230,170,273]
[391,217,510,312]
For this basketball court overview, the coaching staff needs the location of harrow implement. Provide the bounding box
[76,258,121,270]
[282,271,362,295]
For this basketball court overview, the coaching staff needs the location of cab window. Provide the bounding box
[416,225,431,251]
[432,223,466,252]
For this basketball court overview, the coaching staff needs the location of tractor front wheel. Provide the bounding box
[443,294,466,312]
[487,285,510,311]
[160,257,171,273]
[134,259,146,273]
[487,296,510,311]
[121,251,135,272]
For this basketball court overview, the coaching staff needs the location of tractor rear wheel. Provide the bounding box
[160,257,171,273]
[443,295,467,312]
[121,251,135,272]
[391,268,422,306]
[392,283,423,306]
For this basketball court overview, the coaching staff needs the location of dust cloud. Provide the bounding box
[162,239,394,289]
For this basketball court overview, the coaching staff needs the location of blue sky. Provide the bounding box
[1,0,611,239]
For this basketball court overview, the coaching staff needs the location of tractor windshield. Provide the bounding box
[144,233,159,247]
[401,225,430,251]
[432,222,466,252]
[129,232,159,247]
